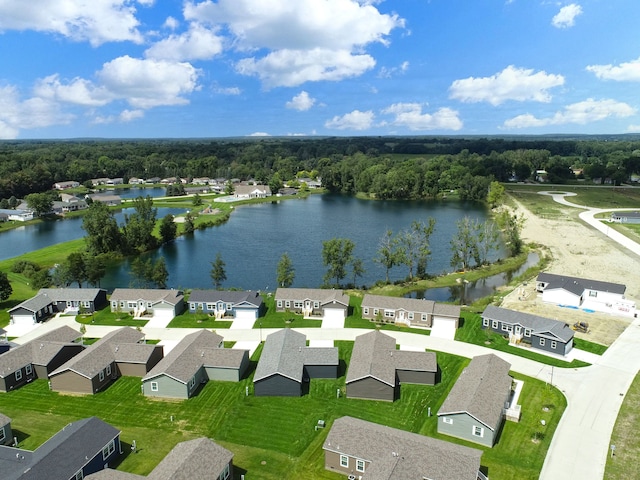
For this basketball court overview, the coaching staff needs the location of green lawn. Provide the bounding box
[76,308,149,327]
[167,311,233,329]
[0,342,563,480]
[506,184,640,210]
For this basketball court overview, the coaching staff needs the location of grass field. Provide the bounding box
[505,184,640,211]
[0,342,564,480]
[605,372,640,479]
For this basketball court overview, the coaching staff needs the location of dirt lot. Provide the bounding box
[499,197,639,346]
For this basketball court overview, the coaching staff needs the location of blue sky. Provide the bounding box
[0,0,638,139]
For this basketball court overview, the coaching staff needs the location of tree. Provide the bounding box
[497,210,525,256]
[322,238,355,287]
[476,220,501,266]
[159,214,178,244]
[450,217,480,271]
[25,192,54,217]
[374,230,400,283]
[85,254,107,287]
[31,269,52,289]
[130,257,152,288]
[183,212,196,234]
[224,180,234,195]
[82,202,123,255]
[269,172,284,195]
[210,253,226,289]
[276,252,295,287]
[412,219,436,279]
[350,257,365,287]
[0,272,12,301]
[192,193,203,206]
[66,252,87,287]
[151,257,169,288]
[486,181,505,208]
[123,196,158,253]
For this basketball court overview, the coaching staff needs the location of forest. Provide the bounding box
[1,135,640,201]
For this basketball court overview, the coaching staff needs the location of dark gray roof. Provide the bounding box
[324,416,482,480]
[537,272,626,295]
[148,438,233,480]
[482,305,574,343]
[611,211,640,219]
[86,470,144,479]
[392,350,437,373]
[438,354,512,430]
[112,343,161,364]
[38,288,105,302]
[8,294,53,314]
[362,294,461,319]
[346,330,397,386]
[274,288,349,307]
[188,290,263,308]
[0,417,120,480]
[0,413,10,426]
[303,347,339,366]
[110,289,184,305]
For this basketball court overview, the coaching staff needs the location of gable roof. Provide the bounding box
[8,294,53,314]
[0,417,120,480]
[148,438,233,480]
[482,305,574,343]
[0,413,11,427]
[537,272,626,295]
[110,289,183,306]
[274,288,349,307]
[438,354,512,430]
[38,288,105,302]
[324,416,482,480]
[346,330,397,386]
[188,290,263,308]
[362,294,461,319]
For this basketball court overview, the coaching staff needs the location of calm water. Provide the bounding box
[100,194,493,291]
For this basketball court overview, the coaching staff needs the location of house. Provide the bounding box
[610,211,640,224]
[481,305,574,356]
[145,177,161,184]
[142,330,249,399]
[87,193,122,206]
[0,414,12,446]
[86,437,233,480]
[53,180,80,190]
[0,417,121,480]
[53,194,88,214]
[110,289,185,322]
[361,294,460,330]
[253,329,338,397]
[0,208,34,222]
[536,272,636,318]
[9,288,108,328]
[323,416,484,480]
[106,178,124,185]
[233,184,272,199]
[188,290,264,321]
[346,330,437,402]
[90,178,110,186]
[274,288,349,321]
[128,177,144,185]
[0,326,83,392]
[50,327,163,395]
[437,354,513,447]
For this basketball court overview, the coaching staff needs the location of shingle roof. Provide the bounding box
[482,305,574,343]
[274,288,349,307]
[110,289,183,305]
[38,288,105,302]
[253,329,306,383]
[438,354,512,430]
[148,437,233,480]
[188,290,263,308]
[0,413,11,426]
[392,350,437,373]
[537,272,626,295]
[8,294,53,314]
[85,470,145,479]
[362,293,460,319]
[345,330,397,386]
[324,416,482,480]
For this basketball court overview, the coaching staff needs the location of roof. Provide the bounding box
[8,294,53,314]
[438,354,512,430]
[345,330,397,386]
[324,416,482,480]
[38,288,105,302]
[0,413,11,426]
[0,417,120,480]
[86,470,145,479]
[110,289,184,305]
[611,211,640,219]
[188,290,263,308]
[274,288,349,307]
[537,272,626,296]
[362,294,461,319]
[234,184,271,195]
[482,305,574,343]
[148,437,233,480]
[253,329,306,383]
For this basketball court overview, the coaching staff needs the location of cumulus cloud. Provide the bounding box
[325,109,374,130]
[185,0,403,87]
[145,23,224,61]
[378,61,409,78]
[33,74,112,107]
[381,103,463,131]
[626,125,640,133]
[163,16,179,30]
[449,65,565,105]
[119,109,145,122]
[586,57,640,82]
[0,0,146,46]
[552,4,583,29]
[285,91,316,111]
[503,98,636,129]
[248,132,271,136]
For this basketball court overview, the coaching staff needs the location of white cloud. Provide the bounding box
[381,103,463,131]
[325,109,374,130]
[214,86,242,95]
[626,125,640,133]
[587,57,640,82]
[449,65,564,105]
[145,23,224,61]
[96,56,201,108]
[552,4,583,29]
[0,0,145,46]
[236,48,375,88]
[503,98,636,129]
[33,74,112,107]
[285,91,316,111]
[119,109,144,122]
[249,132,271,136]
[163,16,180,30]
[378,61,409,78]
[185,0,403,87]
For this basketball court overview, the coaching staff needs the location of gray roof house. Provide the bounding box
[50,327,163,395]
[438,354,513,447]
[188,290,264,321]
[482,305,574,356]
[274,288,350,321]
[0,414,12,446]
[0,326,83,392]
[610,211,640,224]
[86,437,233,480]
[323,416,484,480]
[110,289,185,322]
[142,330,249,399]
[361,293,460,329]
[233,184,271,198]
[346,330,437,402]
[0,416,121,480]
[253,329,338,396]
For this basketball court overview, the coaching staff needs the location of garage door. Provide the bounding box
[235,309,256,321]
[11,315,35,327]
[323,308,344,321]
[152,309,175,322]
[431,317,457,339]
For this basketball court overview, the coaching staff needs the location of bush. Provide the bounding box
[11,260,41,274]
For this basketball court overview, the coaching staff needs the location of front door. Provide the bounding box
[515,325,522,336]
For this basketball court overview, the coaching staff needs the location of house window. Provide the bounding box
[472,426,484,437]
[524,329,532,337]
[340,455,349,468]
[422,314,427,321]
[384,310,394,318]
[277,300,283,308]
[147,302,153,307]
[83,301,91,308]
[356,459,365,472]
[314,301,320,308]
[207,303,215,310]
[502,323,509,331]
[482,318,489,327]
[373,308,379,315]
[120,301,125,308]
[15,369,22,381]
[408,312,414,320]
[226,303,233,310]
[294,301,303,308]
[539,338,546,346]
[127,302,136,308]
[506,325,513,332]
[363,307,368,315]
[106,364,112,376]
[218,464,230,480]
[551,341,557,349]
[99,370,105,382]
[589,290,597,297]
[102,439,115,460]
[492,320,498,329]
[443,417,453,424]
[190,302,196,310]
[189,376,196,389]
[151,382,159,392]
[74,470,84,480]
[26,364,32,375]
[285,301,291,308]
[0,426,5,443]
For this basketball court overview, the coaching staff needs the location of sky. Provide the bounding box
[0,0,639,139]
